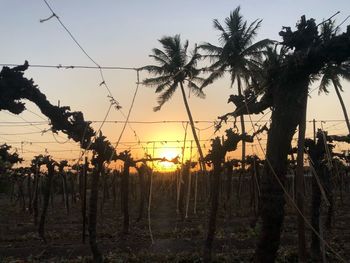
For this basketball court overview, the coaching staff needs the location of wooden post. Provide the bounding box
[185,140,193,218]
[193,169,198,214]
[313,119,316,142]
[82,157,87,243]
[177,123,188,214]
[147,142,155,244]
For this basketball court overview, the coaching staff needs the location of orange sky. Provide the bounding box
[1,1,350,170]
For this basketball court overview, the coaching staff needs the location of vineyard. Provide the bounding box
[1,2,350,263]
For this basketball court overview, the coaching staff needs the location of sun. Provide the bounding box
[156,148,179,172]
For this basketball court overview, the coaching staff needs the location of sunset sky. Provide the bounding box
[1,0,349,169]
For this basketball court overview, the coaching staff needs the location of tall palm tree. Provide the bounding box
[199,6,272,169]
[319,20,350,134]
[142,35,207,170]
[318,20,350,134]
[319,62,350,134]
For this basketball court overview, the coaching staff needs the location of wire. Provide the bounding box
[52,132,71,144]
[41,0,122,109]
[41,0,98,67]
[0,63,138,71]
[1,119,348,125]
[0,131,44,136]
[39,1,148,157]
[25,108,48,121]
[111,70,141,155]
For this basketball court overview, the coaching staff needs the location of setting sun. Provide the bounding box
[156,147,180,171]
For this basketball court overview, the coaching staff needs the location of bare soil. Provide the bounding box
[0,184,349,262]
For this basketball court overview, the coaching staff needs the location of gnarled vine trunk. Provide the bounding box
[61,172,69,214]
[88,162,103,263]
[32,172,39,225]
[204,138,225,263]
[121,161,130,234]
[254,78,308,262]
[137,167,146,222]
[38,164,54,243]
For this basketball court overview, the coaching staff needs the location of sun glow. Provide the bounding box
[156,148,180,171]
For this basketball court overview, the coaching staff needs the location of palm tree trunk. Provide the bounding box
[333,80,350,134]
[179,82,206,171]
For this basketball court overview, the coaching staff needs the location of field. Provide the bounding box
[1,174,349,262]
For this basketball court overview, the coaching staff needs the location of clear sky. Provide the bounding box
[1,0,349,168]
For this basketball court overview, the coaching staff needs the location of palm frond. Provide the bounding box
[154,82,178,111]
[155,80,172,93]
[151,48,171,64]
[188,81,206,99]
[318,74,331,94]
[201,69,226,89]
[226,6,242,35]
[319,62,350,94]
[213,19,229,41]
[207,59,226,71]
[198,42,222,54]
[144,34,206,110]
[338,62,350,82]
[142,75,172,87]
[230,72,237,87]
[241,19,262,47]
[159,35,183,67]
[191,76,206,84]
[140,65,165,74]
[331,76,342,92]
[148,54,170,67]
[241,39,274,58]
[184,46,201,73]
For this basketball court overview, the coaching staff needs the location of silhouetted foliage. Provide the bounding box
[0,62,95,149]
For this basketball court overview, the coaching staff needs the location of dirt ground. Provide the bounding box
[0,184,349,262]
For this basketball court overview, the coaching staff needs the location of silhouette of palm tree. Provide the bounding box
[199,6,272,169]
[318,20,350,134]
[142,34,207,170]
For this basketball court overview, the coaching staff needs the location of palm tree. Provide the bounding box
[199,6,272,170]
[142,35,207,170]
[318,20,350,134]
